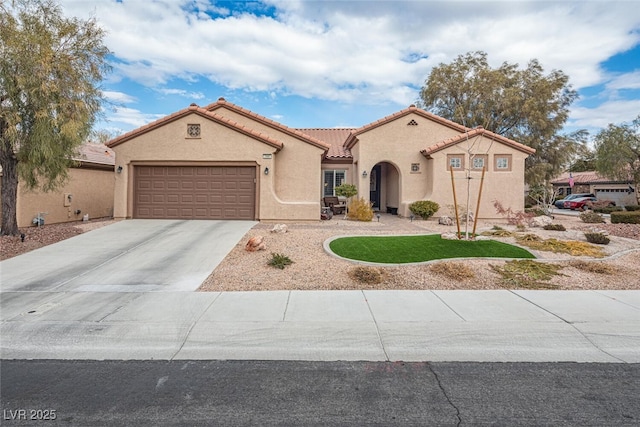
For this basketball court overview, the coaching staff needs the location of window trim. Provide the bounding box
[323,169,347,197]
[447,154,465,171]
[471,154,488,170]
[494,154,512,171]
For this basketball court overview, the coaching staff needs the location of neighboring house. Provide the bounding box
[551,171,636,207]
[107,98,535,221]
[0,143,115,228]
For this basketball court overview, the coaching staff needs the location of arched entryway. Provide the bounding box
[368,162,400,213]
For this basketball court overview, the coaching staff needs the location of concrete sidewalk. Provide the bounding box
[1,289,638,362]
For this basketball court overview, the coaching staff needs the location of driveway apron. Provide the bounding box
[0,220,256,292]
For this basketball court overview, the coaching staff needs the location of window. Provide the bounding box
[495,154,512,171]
[447,154,464,171]
[323,170,346,196]
[472,155,488,170]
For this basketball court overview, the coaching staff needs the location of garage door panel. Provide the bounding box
[134,166,256,220]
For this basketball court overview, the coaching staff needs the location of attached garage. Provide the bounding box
[134,166,256,220]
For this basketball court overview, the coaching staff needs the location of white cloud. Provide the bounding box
[569,99,640,130]
[107,106,166,128]
[102,91,136,104]
[155,88,205,99]
[61,1,640,113]
[606,71,640,91]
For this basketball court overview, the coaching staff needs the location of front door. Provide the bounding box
[369,164,381,210]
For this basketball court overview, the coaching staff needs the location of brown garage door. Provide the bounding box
[134,166,256,220]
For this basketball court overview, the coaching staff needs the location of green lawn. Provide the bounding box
[328,234,535,264]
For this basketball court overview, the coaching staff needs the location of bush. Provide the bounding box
[592,206,623,214]
[624,205,640,211]
[525,207,546,216]
[409,200,440,220]
[579,211,605,223]
[267,253,293,269]
[347,197,374,221]
[584,232,610,245]
[348,266,387,284]
[429,262,475,281]
[543,224,566,231]
[611,211,640,224]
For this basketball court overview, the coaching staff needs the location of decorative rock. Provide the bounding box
[530,215,553,227]
[438,216,453,226]
[245,236,266,251]
[441,232,459,240]
[462,212,474,223]
[270,224,288,234]
[474,235,491,241]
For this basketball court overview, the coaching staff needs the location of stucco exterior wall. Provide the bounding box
[10,167,114,227]
[424,136,528,219]
[111,113,324,221]
[350,113,462,216]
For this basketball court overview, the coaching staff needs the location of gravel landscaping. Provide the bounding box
[200,213,640,291]
[3,214,640,290]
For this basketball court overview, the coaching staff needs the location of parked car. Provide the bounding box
[554,193,595,209]
[564,197,615,210]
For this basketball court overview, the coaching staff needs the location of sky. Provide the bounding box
[57,0,640,139]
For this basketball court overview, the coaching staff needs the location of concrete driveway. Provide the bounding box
[0,220,256,293]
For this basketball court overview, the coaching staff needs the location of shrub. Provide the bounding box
[347,197,374,221]
[579,211,605,223]
[543,224,566,231]
[624,205,640,211]
[267,253,293,269]
[429,262,475,281]
[569,260,615,275]
[409,200,440,220]
[348,266,387,284]
[525,207,546,216]
[611,211,640,224]
[493,200,535,227]
[517,238,606,258]
[518,233,541,242]
[335,183,358,199]
[584,232,610,245]
[490,260,563,289]
[592,206,623,214]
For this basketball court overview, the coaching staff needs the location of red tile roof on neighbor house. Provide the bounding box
[420,126,536,157]
[296,128,354,158]
[551,171,632,184]
[106,104,284,151]
[73,143,115,166]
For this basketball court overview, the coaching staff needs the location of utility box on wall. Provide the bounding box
[63,193,72,207]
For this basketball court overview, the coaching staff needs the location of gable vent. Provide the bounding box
[407,119,418,126]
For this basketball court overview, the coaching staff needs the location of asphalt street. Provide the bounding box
[2,360,639,426]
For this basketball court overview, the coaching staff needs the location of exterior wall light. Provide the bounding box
[362,170,367,178]
[264,167,269,175]
[116,166,123,173]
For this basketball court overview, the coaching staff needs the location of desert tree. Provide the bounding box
[419,51,585,185]
[594,115,640,204]
[0,0,111,235]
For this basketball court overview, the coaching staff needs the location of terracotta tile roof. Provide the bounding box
[107,104,284,151]
[551,171,631,184]
[296,128,354,158]
[420,126,536,157]
[206,98,331,151]
[345,105,469,150]
[73,143,115,166]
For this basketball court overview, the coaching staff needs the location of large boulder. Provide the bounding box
[529,215,553,227]
[438,216,454,226]
[245,236,266,252]
[270,224,288,234]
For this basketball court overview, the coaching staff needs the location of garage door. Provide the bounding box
[134,166,256,220]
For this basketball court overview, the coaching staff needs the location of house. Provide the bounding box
[0,143,115,227]
[551,171,636,207]
[107,98,535,221]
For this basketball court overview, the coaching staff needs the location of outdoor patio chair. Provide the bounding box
[323,196,346,215]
